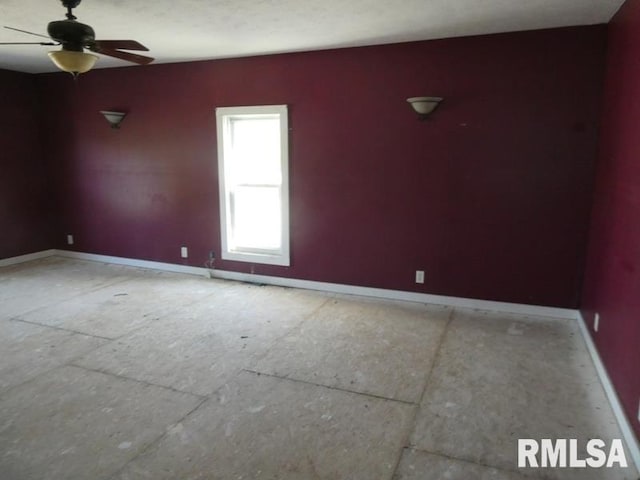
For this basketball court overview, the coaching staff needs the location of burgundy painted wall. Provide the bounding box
[582,0,640,440]
[38,26,606,308]
[0,69,54,258]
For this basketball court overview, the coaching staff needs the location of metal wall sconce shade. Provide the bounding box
[407,96,443,119]
[100,111,127,129]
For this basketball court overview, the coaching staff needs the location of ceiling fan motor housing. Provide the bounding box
[61,0,82,8]
[2,0,153,70]
[47,20,95,51]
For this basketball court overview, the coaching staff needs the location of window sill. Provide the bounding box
[221,250,290,267]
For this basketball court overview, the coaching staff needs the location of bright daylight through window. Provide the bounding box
[216,105,289,266]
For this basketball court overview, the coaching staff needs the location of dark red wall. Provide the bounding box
[582,0,640,440]
[38,26,606,308]
[0,69,55,258]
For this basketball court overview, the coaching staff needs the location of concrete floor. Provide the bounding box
[0,257,636,480]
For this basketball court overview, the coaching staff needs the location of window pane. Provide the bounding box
[229,117,281,185]
[217,104,289,266]
[231,185,281,251]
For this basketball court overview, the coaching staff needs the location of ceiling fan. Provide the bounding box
[1,0,154,77]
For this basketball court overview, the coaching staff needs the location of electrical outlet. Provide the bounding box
[637,399,640,423]
[67,234,74,245]
[594,312,600,332]
[180,246,188,258]
[415,270,425,284]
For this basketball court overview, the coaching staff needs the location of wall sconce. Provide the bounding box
[100,111,127,129]
[407,97,443,119]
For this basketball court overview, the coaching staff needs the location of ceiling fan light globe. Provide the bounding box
[48,50,98,74]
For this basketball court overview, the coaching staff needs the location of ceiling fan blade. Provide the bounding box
[0,42,58,45]
[4,26,52,40]
[93,40,149,51]
[89,46,154,65]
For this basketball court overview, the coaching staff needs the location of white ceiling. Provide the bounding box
[0,0,626,74]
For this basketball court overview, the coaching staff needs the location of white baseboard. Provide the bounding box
[0,249,57,267]
[55,250,207,276]
[209,269,578,320]
[2,248,578,320]
[577,312,640,475]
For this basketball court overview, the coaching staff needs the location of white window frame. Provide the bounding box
[216,105,290,266]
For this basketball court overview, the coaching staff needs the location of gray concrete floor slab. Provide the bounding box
[0,318,108,394]
[251,295,450,403]
[0,257,131,320]
[115,370,414,479]
[410,308,634,480]
[0,365,202,480]
[75,283,330,396]
[13,274,231,339]
[394,448,532,479]
[0,257,638,480]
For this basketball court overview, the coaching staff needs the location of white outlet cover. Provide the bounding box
[67,234,74,245]
[181,247,188,258]
[594,313,600,332]
[415,270,425,284]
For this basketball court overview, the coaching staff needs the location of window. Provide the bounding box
[216,105,290,266]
